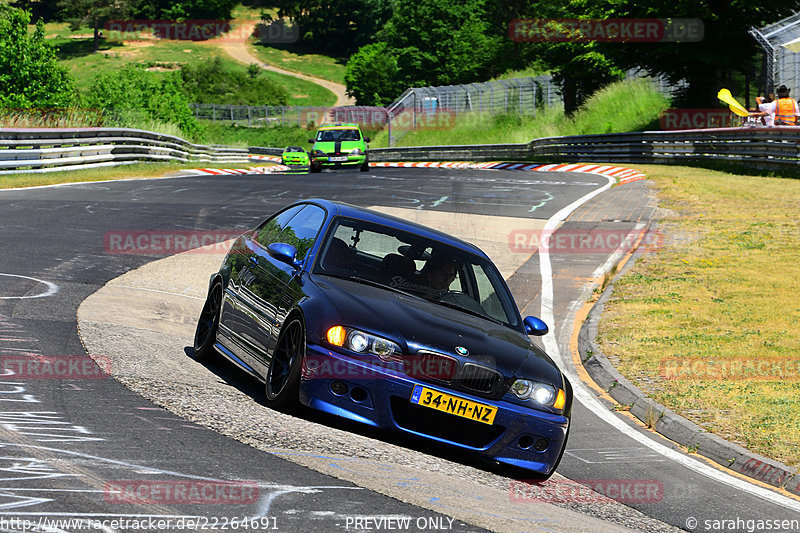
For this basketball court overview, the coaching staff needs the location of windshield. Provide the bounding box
[313,217,522,329]
[317,129,361,142]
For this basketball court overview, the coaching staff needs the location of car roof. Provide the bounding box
[299,199,486,258]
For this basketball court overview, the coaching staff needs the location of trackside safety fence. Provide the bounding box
[3,127,800,173]
[529,126,800,170]
[0,128,250,174]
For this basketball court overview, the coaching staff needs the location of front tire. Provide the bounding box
[265,317,304,409]
[193,281,223,363]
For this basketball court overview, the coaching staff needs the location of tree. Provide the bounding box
[495,1,625,114]
[266,0,392,57]
[588,0,800,106]
[158,0,238,20]
[0,4,76,107]
[344,42,401,105]
[58,0,133,52]
[344,0,507,104]
[379,0,504,87]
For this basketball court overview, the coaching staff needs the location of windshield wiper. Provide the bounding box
[432,298,506,327]
[321,273,416,297]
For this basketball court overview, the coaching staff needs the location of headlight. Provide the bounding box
[349,148,363,154]
[511,379,566,410]
[325,326,401,360]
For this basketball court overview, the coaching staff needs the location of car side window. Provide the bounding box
[273,205,326,259]
[253,205,305,248]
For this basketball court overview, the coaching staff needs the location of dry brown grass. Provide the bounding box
[597,164,800,466]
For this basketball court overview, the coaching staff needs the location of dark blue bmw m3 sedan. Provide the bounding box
[193,199,572,478]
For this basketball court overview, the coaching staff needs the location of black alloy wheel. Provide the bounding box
[192,281,223,362]
[265,317,304,409]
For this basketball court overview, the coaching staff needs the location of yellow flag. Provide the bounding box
[717,88,750,117]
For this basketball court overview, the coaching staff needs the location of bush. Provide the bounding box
[82,64,201,138]
[181,57,289,106]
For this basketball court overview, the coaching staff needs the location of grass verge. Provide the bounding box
[371,78,669,147]
[0,162,272,190]
[596,165,800,467]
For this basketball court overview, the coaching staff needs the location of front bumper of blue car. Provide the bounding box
[299,343,569,476]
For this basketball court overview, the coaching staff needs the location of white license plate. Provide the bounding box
[329,156,348,162]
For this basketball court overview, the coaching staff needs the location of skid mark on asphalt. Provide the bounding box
[270,451,619,532]
[565,448,666,464]
[0,443,362,516]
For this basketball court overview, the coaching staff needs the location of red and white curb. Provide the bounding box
[179,165,289,176]
[249,155,282,163]
[182,159,647,185]
[370,161,647,185]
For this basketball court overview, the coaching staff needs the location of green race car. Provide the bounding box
[308,123,370,172]
[281,146,310,167]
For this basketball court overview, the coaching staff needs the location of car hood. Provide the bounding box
[314,141,364,154]
[311,275,562,383]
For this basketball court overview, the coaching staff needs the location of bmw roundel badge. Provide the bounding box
[455,346,469,356]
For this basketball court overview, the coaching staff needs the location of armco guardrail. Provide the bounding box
[369,143,531,162]
[369,127,800,171]
[530,127,800,169]
[0,128,249,174]
[5,126,800,174]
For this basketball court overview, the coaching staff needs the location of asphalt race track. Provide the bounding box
[0,168,798,532]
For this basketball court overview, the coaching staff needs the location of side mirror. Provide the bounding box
[364,137,371,143]
[523,316,549,336]
[308,139,315,144]
[267,242,301,269]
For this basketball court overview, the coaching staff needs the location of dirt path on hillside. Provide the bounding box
[215,21,354,106]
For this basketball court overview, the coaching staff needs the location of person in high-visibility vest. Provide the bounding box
[762,85,800,125]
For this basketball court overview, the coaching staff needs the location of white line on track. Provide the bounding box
[538,176,800,513]
[0,273,59,300]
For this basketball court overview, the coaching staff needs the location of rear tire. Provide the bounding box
[193,281,223,363]
[265,317,304,409]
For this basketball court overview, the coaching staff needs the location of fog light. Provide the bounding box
[350,387,367,402]
[534,438,549,452]
[330,381,348,396]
